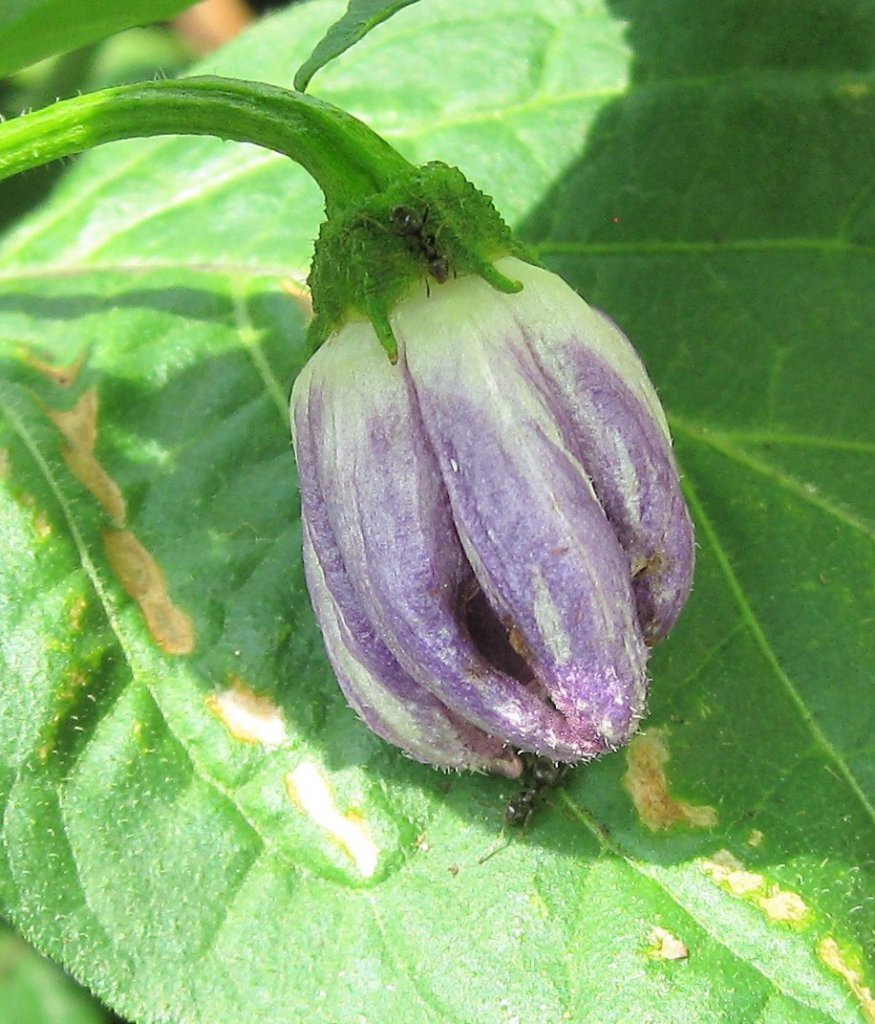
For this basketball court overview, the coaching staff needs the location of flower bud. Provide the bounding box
[291,257,694,774]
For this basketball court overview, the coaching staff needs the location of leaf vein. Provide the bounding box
[672,417,875,542]
[365,894,461,1024]
[534,237,875,258]
[675,450,875,828]
[231,283,291,425]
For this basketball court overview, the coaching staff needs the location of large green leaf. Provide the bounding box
[1,1,873,1023]
[0,0,197,78]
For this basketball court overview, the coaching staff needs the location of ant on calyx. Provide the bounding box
[390,204,451,283]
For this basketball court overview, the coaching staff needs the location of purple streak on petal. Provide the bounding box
[302,522,522,776]
[293,356,522,775]
[497,259,695,642]
[294,319,605,761]
[395,280,650,752]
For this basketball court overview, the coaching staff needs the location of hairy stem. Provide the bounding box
[0,75,413,215]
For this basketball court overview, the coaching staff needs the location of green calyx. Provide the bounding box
[307,162,533,360]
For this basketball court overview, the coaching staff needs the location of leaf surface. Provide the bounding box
[0,920,109,1024]
[0,0,197,78]
[0,2,873,1023]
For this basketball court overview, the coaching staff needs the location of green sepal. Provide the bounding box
[307,161,533,360]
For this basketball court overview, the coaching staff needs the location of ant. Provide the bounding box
[390,204,451,283]
[478,755,572,864]
[503,756,571,828]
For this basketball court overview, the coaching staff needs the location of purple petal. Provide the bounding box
[395,276,650,752]
[292,317,607,760]
[302,522,521,776]
[294,352,521,775]
[499,258,694,642]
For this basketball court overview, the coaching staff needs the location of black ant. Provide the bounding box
[478,756,572,864]
[390,204,451,283]
[503,756,571,828]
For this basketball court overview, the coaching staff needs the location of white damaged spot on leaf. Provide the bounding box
[819,937,875,1023]
[623,729,718,830]
[759,890,809,924]
[47,388,126,526]
[531,567,572,663]
[206,678,288,749]
[701,850,810,925]
[103,528,195,655]
[647,926,689,961]
[285,762,378,878]
[702,849,763,895]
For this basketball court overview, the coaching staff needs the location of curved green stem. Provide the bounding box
[0,75,413,216]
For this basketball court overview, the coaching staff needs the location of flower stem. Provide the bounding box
[0,75,413,216]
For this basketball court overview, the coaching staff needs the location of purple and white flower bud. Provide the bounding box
[291,257,694,774]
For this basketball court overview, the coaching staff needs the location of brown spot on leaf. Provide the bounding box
[206,678,288,749]
[47,388,97,451]
[507,624,530,660]
[623,729,718,830]
[14,488,53,543]
[103,528,195,655]
[26,349,88,388]
[47,389,126,525]
[819,937,875,1022]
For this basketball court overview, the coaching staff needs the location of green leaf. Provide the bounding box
[0,0,197,78]
[0,1,874,1023]
[293,0,421,92]
[0,920,109,1024]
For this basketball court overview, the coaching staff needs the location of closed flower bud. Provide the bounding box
[291,256,694,775]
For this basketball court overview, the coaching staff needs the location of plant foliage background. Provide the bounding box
[0,1,873,1023]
